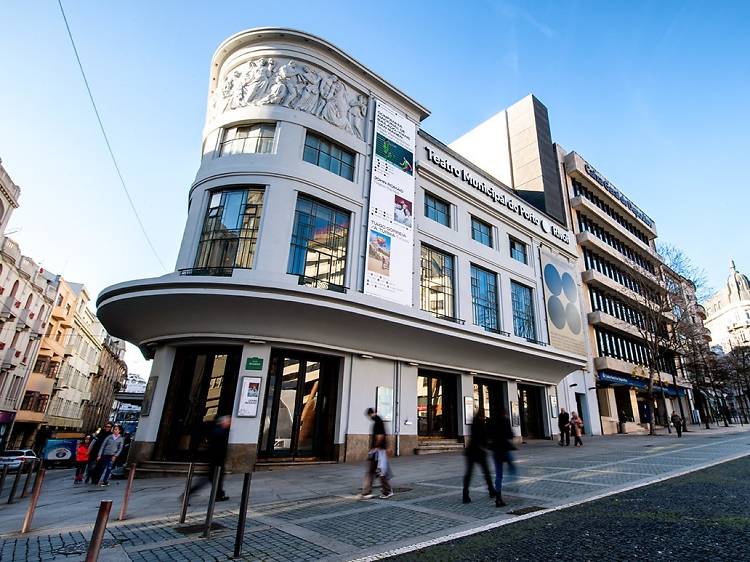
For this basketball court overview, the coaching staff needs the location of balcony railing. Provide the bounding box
[426,311,466,325]
[1,237,21,263]
[296,275,347,293]
[0,295,21,320]
[179,266,243,277]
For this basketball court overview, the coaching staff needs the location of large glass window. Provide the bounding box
[510,237,528,264]
[470,265,499,332]
[287,196,350,290]
[220,123,275,156]
[420,245,456,320]
[303,132,355,181]
[511,281,536,340]
[471,217,492,247]
[193,188,264,274]
[424,193,451,227]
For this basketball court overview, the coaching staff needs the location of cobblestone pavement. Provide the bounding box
[0,426,748,561]
[391,454,750,562]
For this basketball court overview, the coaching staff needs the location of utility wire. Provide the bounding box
[57,0,167,271]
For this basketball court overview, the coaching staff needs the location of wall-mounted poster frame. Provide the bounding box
[464,396,474,425]
[549,395,559,418]
[376,386,393,421]
[237,376,262,417]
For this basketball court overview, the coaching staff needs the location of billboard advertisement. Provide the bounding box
[540,249,586,355]
[363,100,416,305]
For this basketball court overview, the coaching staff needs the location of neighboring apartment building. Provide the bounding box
[451,97,693,435]
[9,272,74,448]
[705,260,750,352]
[0,160,57,451]
[82,335,127,433]
[47,284,104,432]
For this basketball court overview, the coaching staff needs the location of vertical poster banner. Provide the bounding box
[364,100,416,305]
[540,249,586,355]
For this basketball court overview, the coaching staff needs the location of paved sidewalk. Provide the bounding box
[0,425,748,561]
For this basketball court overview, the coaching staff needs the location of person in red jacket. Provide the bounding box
[74,435,91,484]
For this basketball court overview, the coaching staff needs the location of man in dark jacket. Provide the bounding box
[86,422,112,484]
[462,411,495,504]
[490,409,516,507]
[189,416,231,501]
[558,408,570,447]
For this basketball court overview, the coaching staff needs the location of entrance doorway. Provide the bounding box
[258,350,339,460]
[417,371,457,439]
[156,346,241,462]
[473,378,507,426]
[517,384,545,439]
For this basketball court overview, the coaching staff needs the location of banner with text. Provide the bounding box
[364,100,416,305]
[540,249,586,356]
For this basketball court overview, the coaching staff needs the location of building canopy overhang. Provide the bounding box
[98,277,585,385]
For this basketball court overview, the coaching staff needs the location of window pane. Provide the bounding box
[420,245,455,319]
[302,132,356,181]
[425,193,450,227]
[511,281,536,340]
[194,188,264,271]
[287,196,350,290]
[471,265,498,331]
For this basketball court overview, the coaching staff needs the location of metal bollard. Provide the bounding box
[0,465,8,496]
[178,462,195,524]
[21,459,37,498]
[21,469,46,533]
[85,500,112,562]
[7,462,25,504]
[202,466,222,538]
[118,464,137,521]
[233,473,252,558]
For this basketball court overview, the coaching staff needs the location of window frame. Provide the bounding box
[470,264,502,333]
[419,244,458,322]
[220,123,276,156]
[470,216,493,248]
[424,192,451,227]
[302,131,356,181]
[510,280,537,341]
[287,194,351,291]
[509,236,528,264]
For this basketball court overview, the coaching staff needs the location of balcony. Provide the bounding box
[18,309,36,330]
[694,303,707,320]
[702,326,713,342]
[44,284,58,302]
[63,342,76,357]
[570,195,656,256]
[0,294,21,320]
[1,237,21,264]
[19,256,36,279]
[594,356,677,384]
[576,232,659,288]
[588,310,643,339]
[2,347,22,369]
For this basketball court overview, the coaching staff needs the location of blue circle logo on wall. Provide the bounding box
[544,264,581,335]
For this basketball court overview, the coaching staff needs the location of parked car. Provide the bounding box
[0,449,38,471]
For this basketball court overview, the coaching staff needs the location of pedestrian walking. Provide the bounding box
[462,411,495,504]
[360,407,393,499]
[671,412,683,437]
[187,415,231,501]
[97,424,124,486]
[489,409,516,507]
[558,408,570,447]
[571,412,584,447]
[86,422,112,484]
[74,435,91,484]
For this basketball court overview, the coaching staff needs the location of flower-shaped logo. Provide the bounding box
[544,263,581,335]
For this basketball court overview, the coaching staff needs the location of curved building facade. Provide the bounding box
[97,28,586,471]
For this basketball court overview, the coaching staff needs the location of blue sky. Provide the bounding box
[0,1,748,373]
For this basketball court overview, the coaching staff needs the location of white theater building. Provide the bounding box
[97,28,588,471]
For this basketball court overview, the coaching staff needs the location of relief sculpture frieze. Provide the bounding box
[216,57,368,141]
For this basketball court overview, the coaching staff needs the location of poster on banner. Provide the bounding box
[237,376,262,417]
[364,100,416,306]
[540,248,586,355]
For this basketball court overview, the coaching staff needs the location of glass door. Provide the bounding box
[417,372,456,439]
[259,351,337,459]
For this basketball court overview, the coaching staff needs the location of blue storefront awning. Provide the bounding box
[598,370,685,397]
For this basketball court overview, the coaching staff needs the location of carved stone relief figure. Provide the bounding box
[216,57,368,140]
